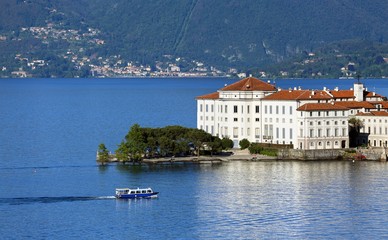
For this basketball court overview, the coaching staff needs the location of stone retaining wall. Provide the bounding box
[277,148,387,161]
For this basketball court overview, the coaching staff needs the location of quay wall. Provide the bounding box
[277,148,387,161]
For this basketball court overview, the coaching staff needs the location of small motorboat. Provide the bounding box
[115,187,159,199]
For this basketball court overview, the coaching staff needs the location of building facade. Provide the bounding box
[196,77,388,149]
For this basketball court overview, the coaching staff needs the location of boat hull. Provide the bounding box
[116,192,159,199]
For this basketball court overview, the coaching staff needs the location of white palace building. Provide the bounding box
[196,77,388,150]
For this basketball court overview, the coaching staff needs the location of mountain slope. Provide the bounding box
[0,0,387,75]
[82,0,388,68]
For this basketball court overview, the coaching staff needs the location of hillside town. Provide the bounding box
[1,23,230,78]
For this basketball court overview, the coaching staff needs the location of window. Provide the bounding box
[255,118,260,122]
[310,112,313,117]
[200,104,203,112]
[233,127,238,138]
[206,104,208,112]
[270,106,273,114]
[234,118,238,122]
[290,129,293,139]
[326,129,330,137]
[255,128,260,138]
[318,121,321,125]
[265,106,267,114]
[318,129,322,137]
[234,105,238,113]
[276,128,279,138]
[247,105,250,114]
[290,106,293,114]
[255,106,260,113]
[276,106,279,114]
[282,106,285,114]
[225,105,228,113]
[282,128,285,139]
[310,129,314,137]
[211,105,213,112]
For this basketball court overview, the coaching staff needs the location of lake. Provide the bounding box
[1,78,388,239]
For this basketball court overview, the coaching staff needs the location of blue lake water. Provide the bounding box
[1,78,388,239]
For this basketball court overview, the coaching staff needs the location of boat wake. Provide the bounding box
[0,196,116,205]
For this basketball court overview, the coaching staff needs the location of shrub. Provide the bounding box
[239,138,250,150]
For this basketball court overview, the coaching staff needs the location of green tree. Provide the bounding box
[125,124,146,162]
[186,129,212,156]
[208,136,222,155]
[348,117,364,147]
[97,143,110,165]
[115,141,130,163]
[221,137,234,150]
[239,138,250,150]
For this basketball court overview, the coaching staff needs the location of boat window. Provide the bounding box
[142,190,146,193]
[130,191,136,194]
[136,190,141,194]
[147,190,152,193]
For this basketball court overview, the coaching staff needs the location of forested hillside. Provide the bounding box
[0,0,387,77]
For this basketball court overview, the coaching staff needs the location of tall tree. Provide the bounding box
[348,117,364,147]
[97,143,110,165]
[125,124,146,162]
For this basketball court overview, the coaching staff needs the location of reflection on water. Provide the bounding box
[194,161,388,239]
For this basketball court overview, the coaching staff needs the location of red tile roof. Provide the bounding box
[297,103,349,111]
[329,90,355,99]
[220,77,276,91]
[365,91,385,98]
[263,90,332,100]
[335,101,375,109]
[356,111,388,117]
[196,92,219,100]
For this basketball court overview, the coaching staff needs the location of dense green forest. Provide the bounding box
[0,0,387,77]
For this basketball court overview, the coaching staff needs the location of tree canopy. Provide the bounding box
[113,124,231,163]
